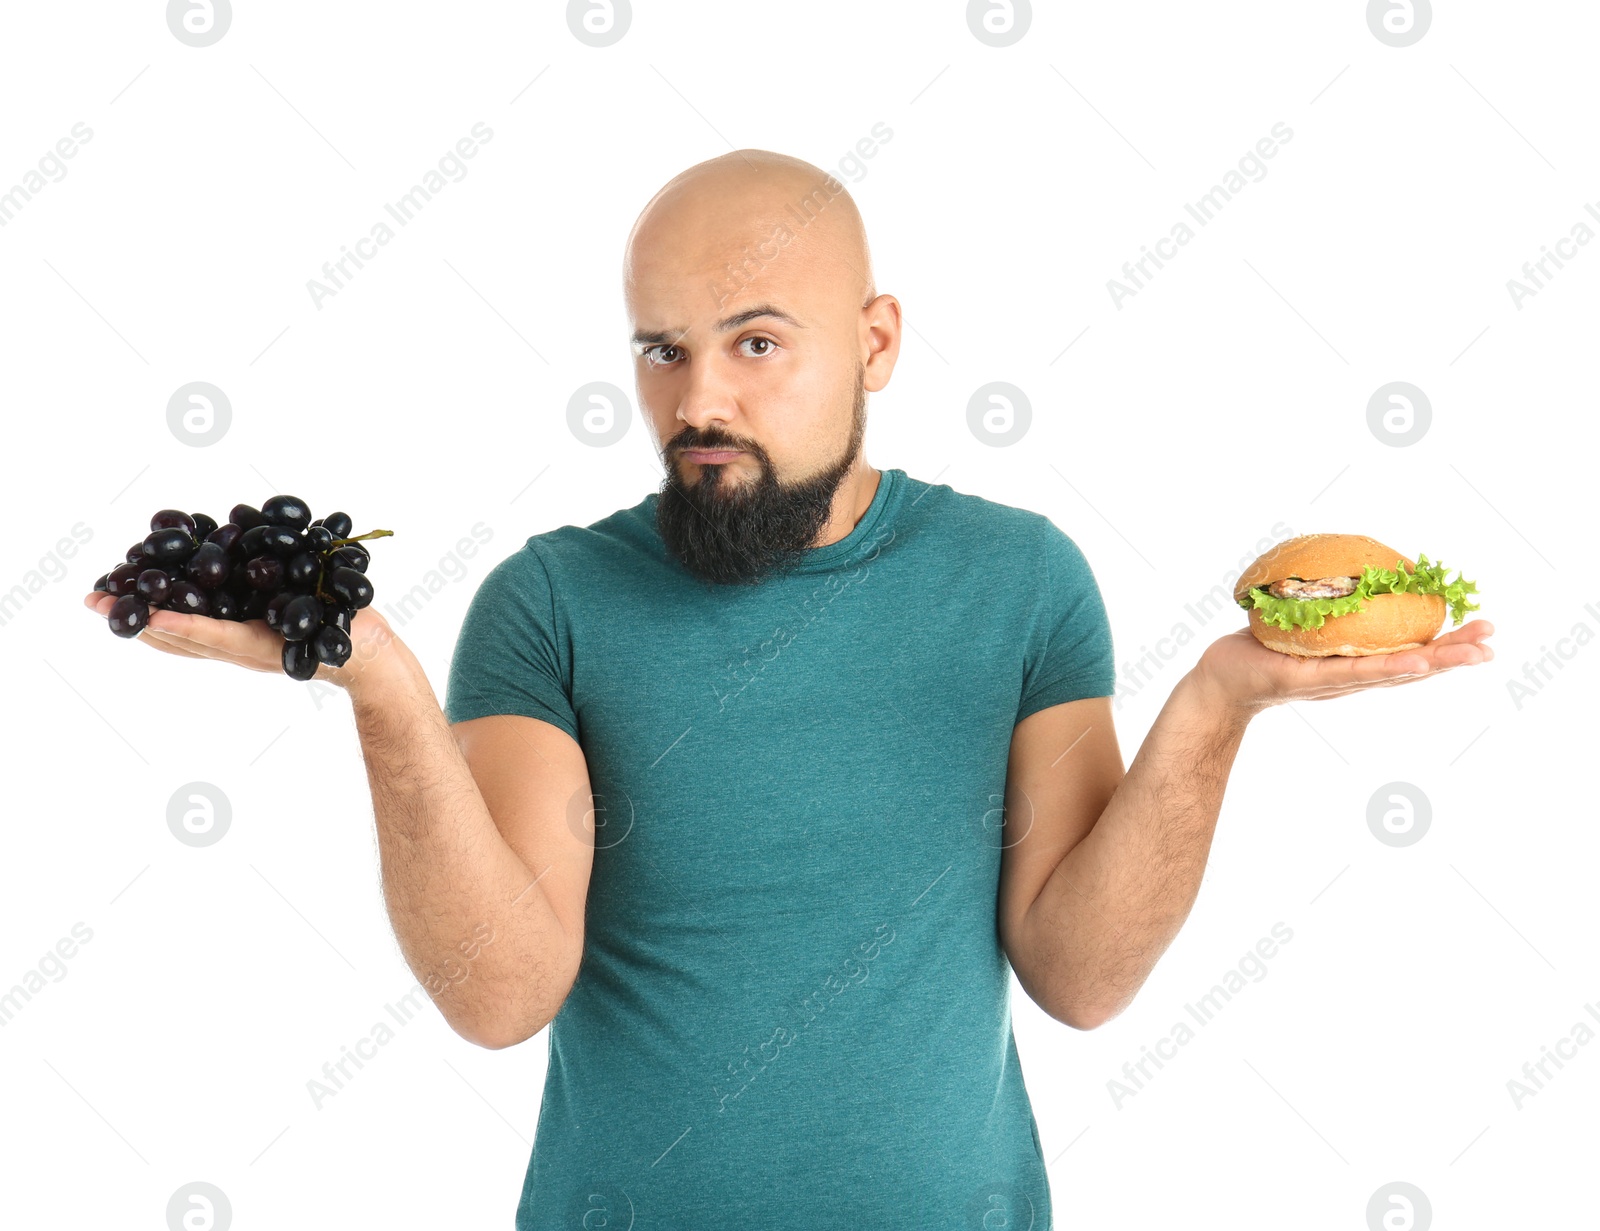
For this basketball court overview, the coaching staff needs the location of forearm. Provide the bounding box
[1023,671,1255,1028]
[345,637,576,1048]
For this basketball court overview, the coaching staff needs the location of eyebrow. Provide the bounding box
[630,304,804,349]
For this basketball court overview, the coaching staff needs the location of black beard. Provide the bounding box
[655,370,867,586]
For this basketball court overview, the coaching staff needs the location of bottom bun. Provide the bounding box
[1247,591,1447,657]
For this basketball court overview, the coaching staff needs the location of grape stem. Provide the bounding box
[330,529,394,546]
[314,528,392,603]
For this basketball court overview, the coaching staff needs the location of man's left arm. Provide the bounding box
[999,621,1494,1031]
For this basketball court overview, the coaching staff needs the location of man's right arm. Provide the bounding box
[84,592,593,1051]
[348,632,594,1050]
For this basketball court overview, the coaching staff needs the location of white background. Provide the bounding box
[2,2,1595,1228]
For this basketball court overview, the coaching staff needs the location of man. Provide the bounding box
[87,149,1494,1229]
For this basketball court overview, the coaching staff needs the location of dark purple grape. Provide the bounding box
[166,580,209,615]
[225,560,249,593]
[313,624,352,667]
[324,605,354,634]
[263,494,312,531]
[93,573,109,592]
[150,509,196,535]
[264,592,295,631]
[206,523,243,555]
[239,589,272,621]
[280,595,323,642]
[263,526,302,558]
[285,551,319,589]
[190,512,218,541]
[327,566,373,609]
[135,568,171,605]
[245,556,283,590]
[330,544,369,573]
[186,542,230,589]
[143,527,196,565]
[307,525,334,552]
[125,542,147,565]
[108,594,150,637]
[106,563,142,595]
[209,589,239,620]
[282,638,318,680]
[230,503,266,531]
[238,524,272,559]
[321,511,353,540]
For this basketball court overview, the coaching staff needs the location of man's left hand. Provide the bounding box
[1192,619,1495,716]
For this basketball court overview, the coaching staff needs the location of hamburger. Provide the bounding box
[1234,534,1479,657]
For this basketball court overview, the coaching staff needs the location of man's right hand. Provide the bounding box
[82,591,398,690]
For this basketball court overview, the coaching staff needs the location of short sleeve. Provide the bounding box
[443,541,580,741]
[1016,518,1116,723]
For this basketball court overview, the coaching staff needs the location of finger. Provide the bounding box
[134,630,211,661]
[140,628,260,669]
[144,610,271,657]
[1435,618,1494,643]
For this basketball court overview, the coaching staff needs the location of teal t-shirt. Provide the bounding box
[444,467,1115,1230]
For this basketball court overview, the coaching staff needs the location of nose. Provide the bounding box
[675,353,740,439]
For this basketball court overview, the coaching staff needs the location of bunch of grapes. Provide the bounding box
[93,495,392,681]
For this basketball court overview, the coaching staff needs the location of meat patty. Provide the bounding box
[1267,575,1361,600]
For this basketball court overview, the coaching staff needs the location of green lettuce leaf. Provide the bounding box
[1240,553,1480,632]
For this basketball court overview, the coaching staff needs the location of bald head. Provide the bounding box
[625,149,875,319]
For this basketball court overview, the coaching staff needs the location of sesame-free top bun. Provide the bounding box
[1236,534,1442,658]
[1233,534,1417,605]
[1246,591,1447,657]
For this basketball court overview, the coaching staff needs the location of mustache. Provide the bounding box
[671,431,755,453]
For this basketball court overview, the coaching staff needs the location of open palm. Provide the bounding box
[83,590,393,686]
[1195,618,1495,710]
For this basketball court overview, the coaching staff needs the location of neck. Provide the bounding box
[813,461,880,549]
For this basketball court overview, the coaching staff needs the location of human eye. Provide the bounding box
[640,343,683,369]
[736,336,778,358]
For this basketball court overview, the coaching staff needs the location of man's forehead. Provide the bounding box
[627,249,824,337]
[629,299,808,347]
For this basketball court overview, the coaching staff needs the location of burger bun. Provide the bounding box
[1246,591,1447,657]
[1237,533,1444,658]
